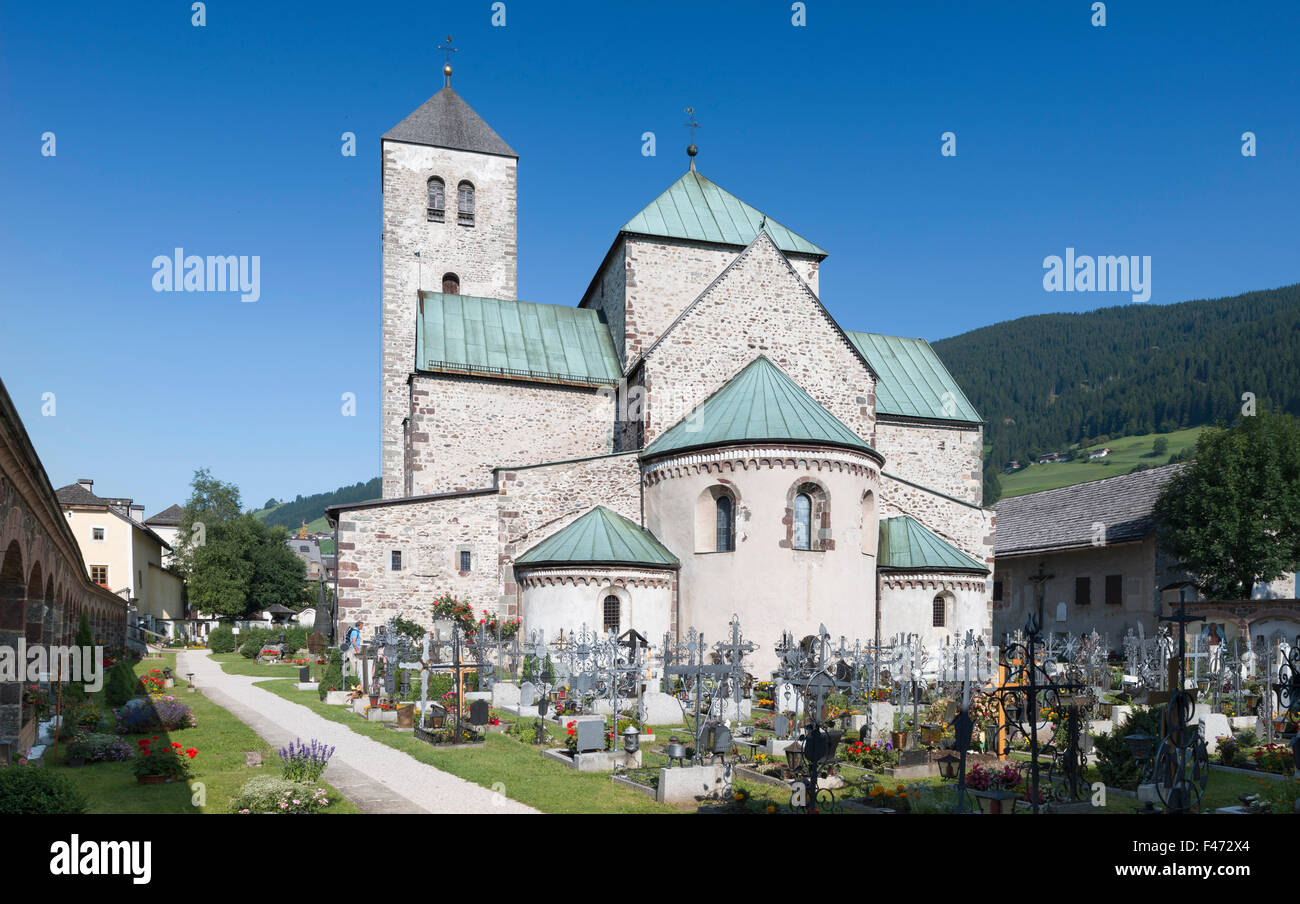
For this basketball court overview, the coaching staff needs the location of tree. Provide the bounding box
[1154,409,1300,599]
[1152,436,1168,457]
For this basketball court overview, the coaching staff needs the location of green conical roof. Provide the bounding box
[514,506,679,570]
[878,515,988,573]
[622,169,826,257]
[642,356,877,460]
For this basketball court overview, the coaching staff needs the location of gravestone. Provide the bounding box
[469,698,491,727]
[773,713,791,739]
[1197,713,1231,754]
[519,681,537,708]
[492,682,520,707]
[575,719,605,753]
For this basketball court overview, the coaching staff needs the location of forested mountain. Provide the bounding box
[933,283,1300,488]
[254,478,381,530]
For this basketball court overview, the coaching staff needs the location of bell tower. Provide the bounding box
[379,40,518,498]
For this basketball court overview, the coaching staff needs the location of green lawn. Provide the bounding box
[999,426,1206,497]
[45,653,359,814]
[256,679,704,813]
[210,651,306,680]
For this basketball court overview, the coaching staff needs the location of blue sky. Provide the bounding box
[2,1,1296,515]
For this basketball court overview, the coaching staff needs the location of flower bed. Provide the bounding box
[115,696,197,734]
[229,775,333,814]
[132,737,197,782]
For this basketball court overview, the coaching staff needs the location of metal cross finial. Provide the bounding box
[439,35,458,86]
[683,107,701,169]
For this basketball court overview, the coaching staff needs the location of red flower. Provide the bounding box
[185,749,197,758]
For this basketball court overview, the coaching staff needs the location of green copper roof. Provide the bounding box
[643,356,877,459]
[878,515,988,573]
[846,332,983,424]
[621,169,827,257]
[417,292,621,385]
[514,506,679,569]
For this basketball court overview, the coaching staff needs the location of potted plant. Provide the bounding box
[966,763,1023,814]
[132,737,196,784]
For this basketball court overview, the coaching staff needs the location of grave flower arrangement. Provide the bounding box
[564,720,578,752]
[115,696,197,734]
[1251,743,1294,775]
[138,668,167,695]
[23,684,52,722]
[229,775,332,814]
[65,732,133,764]
[965,762,1022,792]
[1216,735,1240,767]
[132,737,196,782]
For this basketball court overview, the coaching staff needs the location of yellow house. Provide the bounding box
[56,478,186,638]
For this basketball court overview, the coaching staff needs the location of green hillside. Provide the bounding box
[997,427,1204,498]
[252,478,380,533]
[933,283,1300,501]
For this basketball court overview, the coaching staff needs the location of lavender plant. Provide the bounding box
[278,737,335,782]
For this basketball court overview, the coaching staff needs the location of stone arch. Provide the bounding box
[597,584,630,635]
[694,483,740,553]
[1,540,26,742]
[782,477,832,551]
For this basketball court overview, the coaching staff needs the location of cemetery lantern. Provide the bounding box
[785,741,804,772]
[623,723,640,755]
[936,752,961,781]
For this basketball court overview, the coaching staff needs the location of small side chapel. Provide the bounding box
[328,58,995,667]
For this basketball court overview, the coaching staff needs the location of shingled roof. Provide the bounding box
[383,86,516,157]
[144,504,183,526]
[994,464,1185,557]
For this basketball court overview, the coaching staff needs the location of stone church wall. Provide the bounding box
[640,233,875,447]
[406,373,613,495]
[334,491,501,634]
[874,419,983,506]
[880,474,994,571]
[381,140,518,499]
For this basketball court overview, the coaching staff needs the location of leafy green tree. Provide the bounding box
[247,521,311,611]
[1152,436,1169,457]
[1155,409,1300,599]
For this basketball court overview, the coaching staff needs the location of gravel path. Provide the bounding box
[179,650,536,814]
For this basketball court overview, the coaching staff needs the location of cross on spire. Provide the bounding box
[683,106,701,170]
[439,35,458,87]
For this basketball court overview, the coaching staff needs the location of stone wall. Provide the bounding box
[381,140,518,498]
[334,491,501,634]
[880,474,994,570]
[406,373,613,494]
[878,574,990,646]
[578,242,628,364]
[874,418,983,506]
[639,233,875,448]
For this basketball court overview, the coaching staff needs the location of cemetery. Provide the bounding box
[237,587,1300,815]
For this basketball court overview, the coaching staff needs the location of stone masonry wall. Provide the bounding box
[407,373,613,494]
[880,474,995,571]
[874,419,984,506]
[381,140,518,498]
[496,453,643,615]
[640,232,875,447]
[335,492,501,636]
[578,242,628,364]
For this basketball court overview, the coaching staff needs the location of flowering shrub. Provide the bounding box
[131,737,196,780]
[840,739,898,771]
[23,685,52,721]
[565,720,577,752]
[138,668,167,695]
[966,762,1022,792]
[115,696,196,734]
[66,732,133,763]
[429,594,521,639]
[279,738,335,782]
[1251,743,1295,775]
[229,775,332,814]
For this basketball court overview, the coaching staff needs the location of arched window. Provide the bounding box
[932,594,946,627]
[715,494,734,552]
[426,177,445,222]
[442,272,460,294]
[603,594,620,634]
[861,490,877,556]
[793,493,812,550]
[457,181,475,226]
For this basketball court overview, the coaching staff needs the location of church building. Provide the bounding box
[327,63,996,665]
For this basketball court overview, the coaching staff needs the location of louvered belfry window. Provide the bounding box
[458,181,475,225]
[427,177,445,221]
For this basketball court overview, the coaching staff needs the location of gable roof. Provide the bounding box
[144,504,183,527]
[622,169,826,257]
[514,506,679,569]
[846,332,982,425]
[642,356,879,460]
[383,86,516,157]
[994,464,1185,557]
[878,514,988,573]
[417,292,621,386]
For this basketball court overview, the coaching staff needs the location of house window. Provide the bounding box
[459,550,472,572]
[1105,574,1123,605]
[457,181,475,226]
[1075,576,1091,606]
[603,595,620,634]
[90,565,108,586]
[992,580,1003,602]
[427,177,445,221]
[391,551,402,571]
[793,493,812,550]
[442,272,460,294]
[715,495,734,552]
[299,545,309,552]
[92,527,104,541]
[932,595,946,627]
